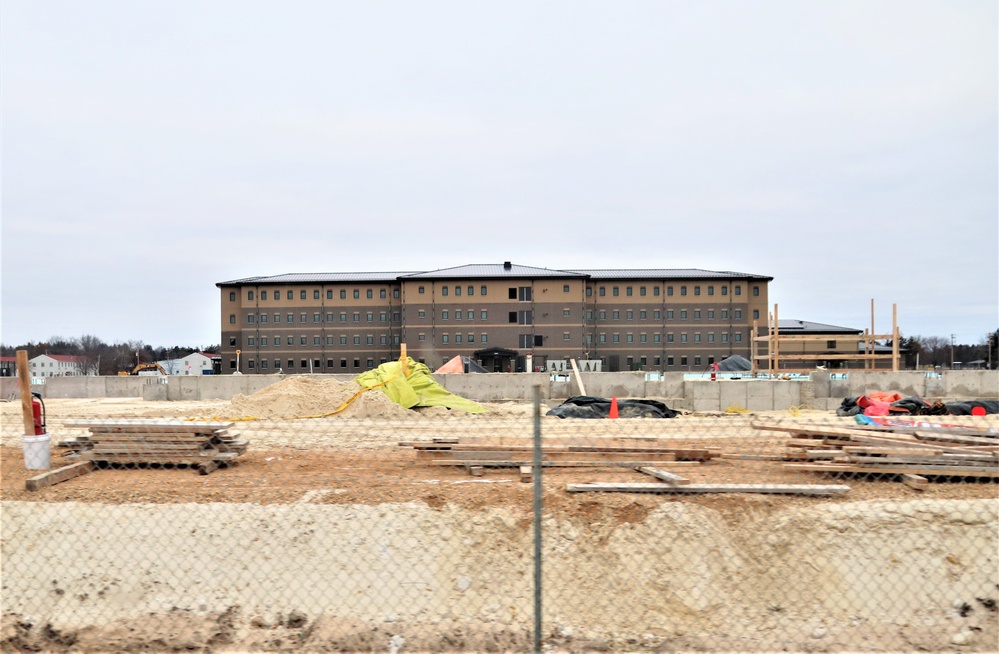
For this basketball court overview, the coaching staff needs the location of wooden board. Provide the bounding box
[784,462,999,478]
[567,482,850,495]
[25,461,94,491]
[636,466,690,485]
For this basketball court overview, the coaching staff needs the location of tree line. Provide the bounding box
[896,330,998,369]
[1,335,220,376]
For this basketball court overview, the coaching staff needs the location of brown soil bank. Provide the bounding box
[2,498,997,653]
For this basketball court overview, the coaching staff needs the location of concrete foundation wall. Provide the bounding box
[5,370,996,413]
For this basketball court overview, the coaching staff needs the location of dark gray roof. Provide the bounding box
[217,271,416,286]
[218,264,772,286]
[777,319,861,334]
[569,268,773,281]
[401,263,585,279]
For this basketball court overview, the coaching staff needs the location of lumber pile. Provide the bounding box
[60,419,248,475]
[752,420,999,481]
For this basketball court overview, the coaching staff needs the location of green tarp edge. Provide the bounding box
[353,358,486,414]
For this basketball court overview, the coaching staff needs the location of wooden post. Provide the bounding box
[892,304,899,371]
[751,320,759,375]
[569,358,587,396]
[773,304,780,375]
[16,350,35,435]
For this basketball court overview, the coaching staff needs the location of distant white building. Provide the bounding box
[158,352,218,375]
[29,354,91,377]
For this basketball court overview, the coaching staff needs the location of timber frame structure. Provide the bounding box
[751,301,901,374]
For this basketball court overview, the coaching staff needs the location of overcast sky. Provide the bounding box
[2,1,996,349]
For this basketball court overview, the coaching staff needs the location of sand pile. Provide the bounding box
[216,376,415,420]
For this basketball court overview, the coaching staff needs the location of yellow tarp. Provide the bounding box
[353,357,486,413]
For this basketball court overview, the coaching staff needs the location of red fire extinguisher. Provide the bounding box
[31,392,46,435]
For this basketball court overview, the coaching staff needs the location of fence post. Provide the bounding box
[532,384,543,653]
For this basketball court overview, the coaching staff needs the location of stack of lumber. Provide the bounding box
[60,419,248,475]
[401,437,719,472]
[752,420,999,482]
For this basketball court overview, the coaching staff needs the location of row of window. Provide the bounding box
[235,283,762,303]
[239,288,400,302]
[231,307,759,326]
[234,311,401,325]
[589,332,744,344]
[591,284,759,298]
[243,358,382,371]
[246,334,403,347]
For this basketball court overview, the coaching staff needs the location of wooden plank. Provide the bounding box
[468,465,484,477]
[567,482,851,495]
[784,462,999,478]
[63,420,234,432]
[519,465,532,483]
[25,461,94,491]
[428,459,698,469]
[901,474,928,491]
[636,466,690,485]
[418,449,677,463]
[914,431,999,447]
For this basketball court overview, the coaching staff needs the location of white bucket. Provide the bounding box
[21,433,51,470]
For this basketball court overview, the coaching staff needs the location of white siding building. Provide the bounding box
[29,354,90,377]
[159,352,217,375]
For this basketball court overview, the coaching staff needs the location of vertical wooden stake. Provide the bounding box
[892,303,899,372]
[16,350,35,435]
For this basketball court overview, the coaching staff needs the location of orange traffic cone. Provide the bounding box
[608,396,619,419]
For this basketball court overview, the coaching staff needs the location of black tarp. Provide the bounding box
[716,355,752,372]
[546,396,679,419]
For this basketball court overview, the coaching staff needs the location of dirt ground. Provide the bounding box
[2,381,998,653]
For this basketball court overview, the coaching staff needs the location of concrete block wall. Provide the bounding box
[6,370,996,413]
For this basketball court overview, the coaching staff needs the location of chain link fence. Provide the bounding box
[2,384,997,653]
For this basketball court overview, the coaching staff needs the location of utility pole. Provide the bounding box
[950,334,956,369]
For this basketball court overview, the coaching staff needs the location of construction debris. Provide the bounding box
[751,418,999,481]
[567,482,851,496]
[59,419,248,475]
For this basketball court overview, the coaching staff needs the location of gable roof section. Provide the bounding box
[776,319,862,334]
[401,263,585,280]
[217,271,417,286]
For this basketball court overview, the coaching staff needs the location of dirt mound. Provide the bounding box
[216,376,414,420]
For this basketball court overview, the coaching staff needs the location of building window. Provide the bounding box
[248,337,256,345]
[599,310,607,320]
[454,286,461,296]
[599,287,606,297]
[353,336,360,345]
[340,312,347,322]
[353,290,360,299]
[735,286,742,296]
[442,334,449,344]
[260,337,268,346]
[443,310,451,320]
[667,286,673,296]
[418,333,426,341]
[626,334,634,343]
[341,290,347,299]
[753,309,760,320]
[314,337,321,345]
[419,286,425,294]
[640,333,647,343]
[366,312,373,322]
[707,310,714,319]
[455,334,462,343]
[827,340,837,349]
[722,286,728,296]
[654,310,661,319]
[667,357,674,366]
[314,290,320,300]
[563,309,571,317]
[380,289,387,299]
[247,314,255,324]
[327,336,334,345]
[681,286,687,296]
[694,333,701,343]
[612,310,620,320]
[468,333,475,343]
[418,310,426,318]
[327,290,333,299]
[599,334,607,343]
[455,311,462,320]
[753,286,760,296]
[708,333,715,342]
[340,336,347,345]
[229,314,236,324]
[734,333,742,342]
[366,336,374,345]
[326,312,334,322]
[694,286,701,296]
[563,332,571,340]
[734,310,742,319]
[681,356,688,366]
[680,310,688,319]
[654,333,661,343]
[721,333,729,342]
[613,334,620,343]
[587,287,593,297]
[380,335,387,345]
[694,310,701,320]
[654,287,660,296]
[248,360,255,369]
[229,337,237,346]
[681,334,687,343]
[260,360,268,369]
[626,310,633,320]
[694,356,701,367]
[263,291,270,301]
[314,313,321,322]
[667,333,675,343]
[480,286,487,296]
[640,286,646,296]
[327,359,334,368]
[613,287,620,296]
[563,284,570,293]
[481,311,488,320]
[229,291,236,301]
[300,336,307,345]
[248,291,254,300]
[353,312,360,322]
[299,290,305,300]
[380,312,387,322]
[341,359,347,368]
[442,286,449,296]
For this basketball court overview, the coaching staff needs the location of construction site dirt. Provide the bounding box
[2,387,997,653]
